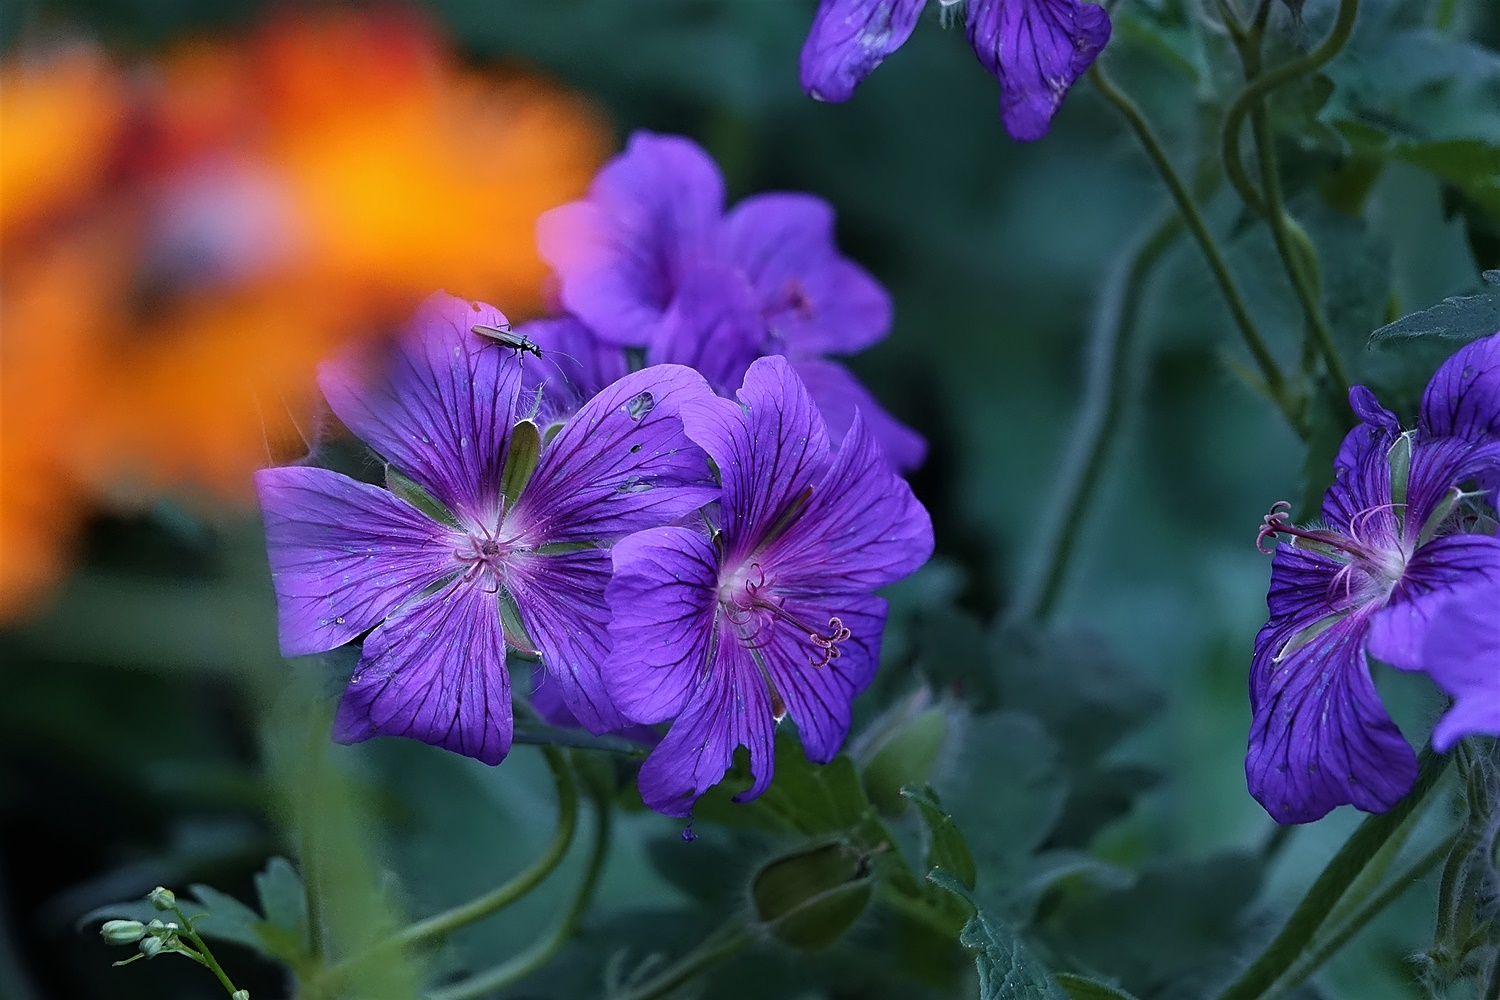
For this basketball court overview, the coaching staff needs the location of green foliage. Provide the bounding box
[903,786,979,892]
[928,869,1068,1000]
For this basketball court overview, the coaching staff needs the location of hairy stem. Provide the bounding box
[428,786,613,1000]
[1211,751,1450,1000]
[611,923,755,1000]
[172,907,241,996]
[1015,210,1183,622]
[1089,65,1303,434]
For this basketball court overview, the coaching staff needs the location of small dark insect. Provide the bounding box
[472,323,544,359]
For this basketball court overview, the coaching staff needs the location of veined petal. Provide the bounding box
[507,364,717,546]
[636,636,776,818]
[646,265,763,394]
[1322,417,1398,545]
[681,356,832,562]
[756,592,886,763]
[965,0,1111,142]
[1406,583,1500,751]
[504,548,625,733]
[799,0,928,103]
[1404,435,1500,534]
[1420,331,1500,442]
[537,131,726,347]
[762,411,933,593]
[605,527,720,725]
[793,357,927,472]
[255,466,458,658]
[318,292,522,528]
[722,193,892,356]
[515,314,629,424]
[1349,385,1400,434]
[1371,533,1500,675]
[333,578,512,766]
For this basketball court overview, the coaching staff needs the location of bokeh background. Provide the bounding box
[2,1,1497,998]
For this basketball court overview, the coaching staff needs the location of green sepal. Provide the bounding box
[386,466,461,528]
[501,420,542,504]
[751,840,875,952]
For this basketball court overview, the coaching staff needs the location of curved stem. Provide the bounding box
[1263,833,1456,1000]
[1088,65,1304,435]
[611,922,755,1000]
[172,908,241,996]
[512,721,650,757]
[1221,0,1362,215]
[1210,750,1450,1000]
[1015,210,1183,622]
[428,787,613,1000]
[395,747,578,949]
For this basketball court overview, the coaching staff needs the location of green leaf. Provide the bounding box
[691,733,875,838]
[902,786,977,891]
[927,869,1068,1000]
[253,857,310,957]
[1371,271,1500,344]
[853,687,950,817]
[1053,973,1141,1000]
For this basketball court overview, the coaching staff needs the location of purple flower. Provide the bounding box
[1250,333,1500,823]
[255,292,716,764]
[536,131,925,472]
[605,356,934,817]
[799,0,1112,142]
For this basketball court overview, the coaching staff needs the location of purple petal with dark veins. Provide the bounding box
[504,548,626,733]
[1420,331,1500,442]
[255,465,459,658]
[680,356,832,563]
[333,578,512,765]
[1322,416,1399,548]
[1247,545,1417,823]
[529,666,661,745]
[761,410,933,593]
[799,0,928,103]
[757,592,886,763]
[792,357,927,472]
[536,131,726,348]
[1349,385,1400,434]
[318,292,522,528]
[1369,533,1500,677]
[635,635,776,818]
[646,265,764,394]
[507,364,717,546]
[965,0,1111,142]
[516,314,630,424]
[722,193,891,356]
[605,526,720,725]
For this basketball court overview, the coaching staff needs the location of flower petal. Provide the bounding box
[757,592,886,763]
[1409,583,1500,750]
[792,357,927,472]
[1420,330,1500,442]
[507,364,717,546]
[333,578,512,765]
[1248,548,1417,824]
[722,193,892,356]
[646,265,763,394]
[762,410,933,593]
[536,131,725,347]
[605,526,720,725]
[636,634,776,818]
[515,313,630,424]
[318,292,522,528]
[504,548,626,733]
[799,0,928,104]
[1349,385,1400,434]
[254,466,458,658]
[1322,416,1398,543]
[681,356,832,561]
[965,0,1112,142]
[1370,533,1500,675]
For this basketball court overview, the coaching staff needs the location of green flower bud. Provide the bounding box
[853,687,950,816]
[232,991,250,1000]
[99,920,146,945]
[751,841,874,952]
[148,887,176,911]
[138,936,165,959]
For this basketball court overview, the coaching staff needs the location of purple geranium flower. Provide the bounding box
[799,0,1112,141]
[536,131,925,472]
[605,356,934,817]
[1249,333,1500,823]
[255,292,716,764]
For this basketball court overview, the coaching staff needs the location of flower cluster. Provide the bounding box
[257,293,933,814]
[798,0,1112,141]
[1250,332,1500,824]
[526,131,927,473]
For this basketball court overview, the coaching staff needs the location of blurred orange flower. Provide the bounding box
[0,7,610,619]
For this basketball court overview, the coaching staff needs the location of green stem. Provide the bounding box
[172,908,241,996]
[512,721,649,757]
[1015,210,1183,622]
[1221,0,1362,216]
[1263,833,1456,1000]
[394,747,578,948]
[428,788,614,1000]
[611,923,755,1000]
[1211,750,1450,1000]
[1088,65,1303,435]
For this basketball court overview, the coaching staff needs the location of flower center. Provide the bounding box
[719,562,850,669]
[455,532,508,591]
[1257,500,1411,609]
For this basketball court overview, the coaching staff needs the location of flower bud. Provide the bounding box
[99,920,146,945]
[148,887,176,911]
[750,841,874,951]
[852,687,949,816]
[232,991,250,1000]
[138,936,165,959]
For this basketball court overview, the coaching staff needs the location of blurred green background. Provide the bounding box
[3,1,1497,998]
